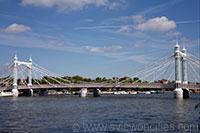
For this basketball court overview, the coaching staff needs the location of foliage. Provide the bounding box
[30,75,143,84]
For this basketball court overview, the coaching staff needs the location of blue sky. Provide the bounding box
[0,0,199,78]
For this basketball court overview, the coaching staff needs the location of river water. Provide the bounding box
[0,92,200,133]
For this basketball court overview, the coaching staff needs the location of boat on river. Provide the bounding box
[129,91,137,95]
[0,91,13,97]
[145,91,151,95]
[114,91,129,95]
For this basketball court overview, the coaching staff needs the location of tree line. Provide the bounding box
[35,75,142,84]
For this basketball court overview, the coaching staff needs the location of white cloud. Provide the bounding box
[21,0,122,12]
[84,45,122,53]
[107,2,122,10]
[137,16,176,32]
[118,25,131,33]
[3,23,31,33]
[74,25,120,30]
[132,15,145,23]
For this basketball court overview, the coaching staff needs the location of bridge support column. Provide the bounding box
[12,54,19,97]
[12,88,19,97]
[183,88,189,98]
[28,57,33,97]
[182,47,189,98]
[28,57,32,87]
[93,88,101,97]
[174,42,183,99]
[174,88,183,99]
[30,89,33,96]
[79,88,87,98]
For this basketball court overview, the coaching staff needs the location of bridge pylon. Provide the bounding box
[12,54,19,96]
[174,42,189,99]
[28,57,33,96]
[181,47,189,98]
[12,54,33,97]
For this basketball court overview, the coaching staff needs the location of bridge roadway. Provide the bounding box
[1,83,200,91]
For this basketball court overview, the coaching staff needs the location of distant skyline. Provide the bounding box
[0,0,199,78]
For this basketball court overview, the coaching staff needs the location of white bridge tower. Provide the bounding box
[12,54,33,96]
[174,42,189,98]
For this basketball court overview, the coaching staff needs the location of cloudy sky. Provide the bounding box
[0,0,199,78]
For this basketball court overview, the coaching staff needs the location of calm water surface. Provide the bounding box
[0,92,200,133]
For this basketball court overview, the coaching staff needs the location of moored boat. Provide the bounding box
[0,91,13,97]
[129,91,137,95]
[114,91,129,95]
[145,91,151,95]
[150,90,156,94]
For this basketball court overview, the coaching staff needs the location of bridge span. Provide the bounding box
[1,83,200,91]
[0,43,200,98]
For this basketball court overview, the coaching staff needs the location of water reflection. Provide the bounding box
[175,99,186,121]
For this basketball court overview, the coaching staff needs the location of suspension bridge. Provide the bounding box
[0,43,200,98]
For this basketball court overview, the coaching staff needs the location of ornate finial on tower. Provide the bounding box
[175,40,179,48]
[29,56,32,62]
[174,41,180,53]
[14,53,18,61]
[182,45,186,53]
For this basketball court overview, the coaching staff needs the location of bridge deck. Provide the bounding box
[1,83,200,91]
